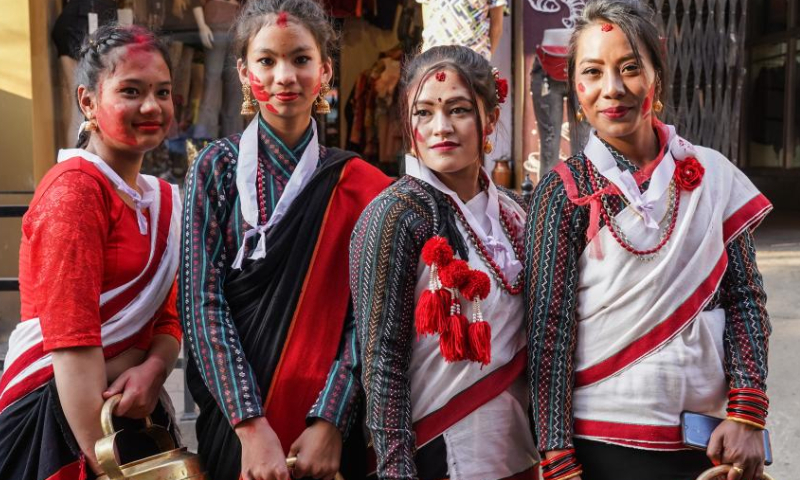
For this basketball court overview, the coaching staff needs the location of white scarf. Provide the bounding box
[583,124,696,230]
[232,115,320,269]
[58,148,154,234]
[404,154,522,280]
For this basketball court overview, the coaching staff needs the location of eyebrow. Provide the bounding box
[118,78,172,86]
[255,46,314,56]
[415,96,474,106]
[579,53,637,66]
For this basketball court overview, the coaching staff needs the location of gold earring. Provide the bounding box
[315,83,331,114]
[654,100,664,113]
[241,84,256,116]
[576,107,585,122]
[483,138,494,154]
[86,118,99,132]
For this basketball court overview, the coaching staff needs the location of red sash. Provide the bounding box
[263,159,391,451]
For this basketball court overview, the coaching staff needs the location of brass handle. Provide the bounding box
[100,393,154,436]
[696,465,775,480]
[286,456,345,480]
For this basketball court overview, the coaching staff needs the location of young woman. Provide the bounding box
[350,45,538,480]
[0,25,182,479]
[179,1,391,479]
[525,1,772,479]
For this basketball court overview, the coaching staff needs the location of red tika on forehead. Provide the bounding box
[277,11,289,28]
[435,71,447,82]
[601,23,614,32]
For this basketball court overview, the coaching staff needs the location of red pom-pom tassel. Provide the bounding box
[421,236,455,267]
[460,270,491,301]
[415,288,451,336]
[467,321,492,366]
[439,313,469,362]
[439,259,471,289]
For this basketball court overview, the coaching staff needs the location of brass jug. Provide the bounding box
[95,394,208,480]
[696,465,774,480]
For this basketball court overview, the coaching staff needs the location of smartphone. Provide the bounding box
[681,411,773,466]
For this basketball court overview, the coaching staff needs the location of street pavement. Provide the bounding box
[753,211,800,478]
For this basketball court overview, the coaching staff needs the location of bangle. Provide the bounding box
[727,388,768,427]
[727,415,766,430]
[541,449,583,480]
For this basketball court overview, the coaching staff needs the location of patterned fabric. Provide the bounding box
[524,146,771,451]
[180,117,360,432]
[417,0,507,60]
[350,176,528,480]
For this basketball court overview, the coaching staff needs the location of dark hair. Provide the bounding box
[232,0,339,61]
[400,45,500,163]
[75,24,172,148]
[566,0,668,119]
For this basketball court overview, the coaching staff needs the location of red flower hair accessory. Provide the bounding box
[492,68,508,105]
[674,157,704,191]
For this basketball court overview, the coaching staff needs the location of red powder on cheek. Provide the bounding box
[601,23,614,32]
[642,85,655,116]
[414,128,425,142]
[435,71,447,82]
[248,72,271,102]
[577,83,586,93]
[96,104,137,146]
[265,103,279,114]
[277,11,289,28]
[312,80,322,96]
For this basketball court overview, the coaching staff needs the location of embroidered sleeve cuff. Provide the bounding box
[305,387,358,439]
[229,404,265,427]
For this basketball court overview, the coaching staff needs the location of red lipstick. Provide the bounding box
[275,92,299,102]
[133,121,162,133]
[431,141,460,152]
[601,106,631,119]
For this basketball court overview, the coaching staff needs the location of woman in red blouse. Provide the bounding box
[0,25,182,479]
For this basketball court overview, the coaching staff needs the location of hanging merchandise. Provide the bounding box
[345,47,405,169]
[530,28,590,177]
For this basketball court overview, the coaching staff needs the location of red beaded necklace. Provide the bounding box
[446,195,525,295]
[586,160,680,257]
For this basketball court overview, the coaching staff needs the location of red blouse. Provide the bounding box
[18,158,181,353]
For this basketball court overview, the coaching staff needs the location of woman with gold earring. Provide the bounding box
[180,2,391,480]
[349,45,538,480]
[526,1,772,479]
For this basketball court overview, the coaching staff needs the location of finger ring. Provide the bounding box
[731,466,744,476]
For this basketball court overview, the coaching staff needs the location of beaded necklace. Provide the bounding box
[255,159,268,225]
[446,194,525,295]
[587,160,680,260]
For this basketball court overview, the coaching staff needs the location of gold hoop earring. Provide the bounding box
[576,107,585,122]
[315,83,331,114]
[654,100,664,113]
[241,84,256,116]
[483,138,494,154]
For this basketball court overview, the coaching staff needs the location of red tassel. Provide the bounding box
[415,289,450,336]
[439,313,469,362]
[79,455,88,480]
[467,321,492,366]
